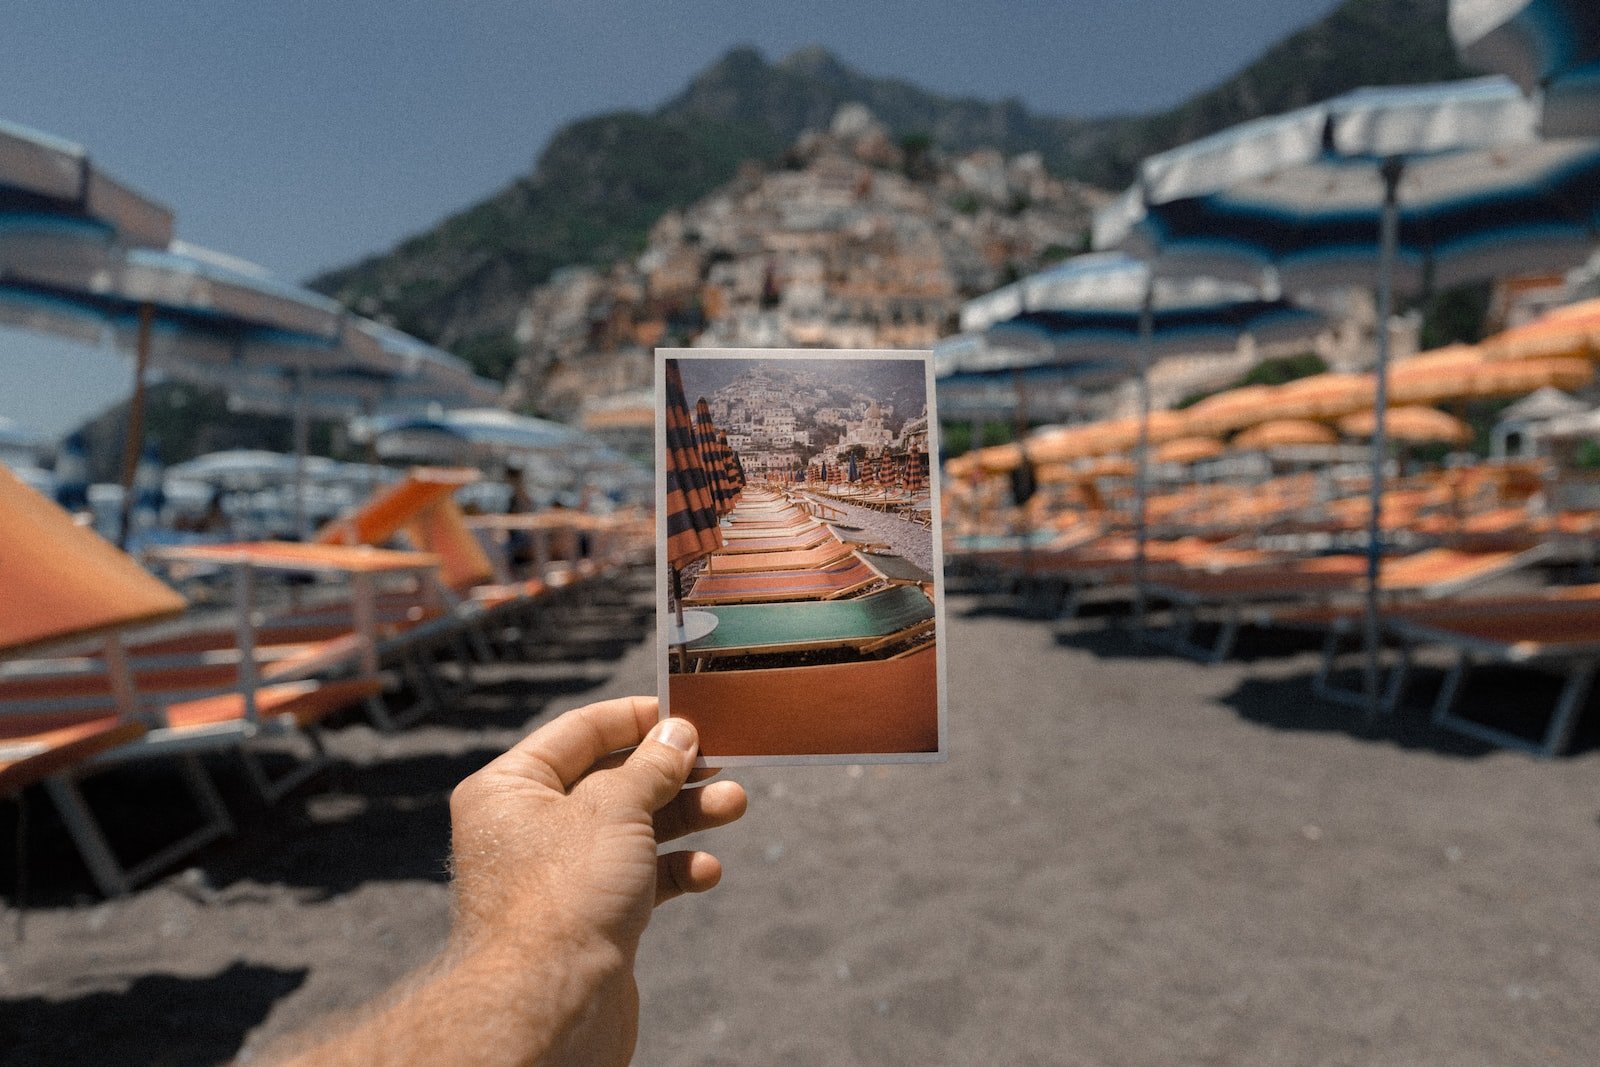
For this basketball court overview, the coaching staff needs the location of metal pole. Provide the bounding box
[1014,367,1033,586]
[1133,277,1156,632]
[117,302,154,549]
[1363,158,1404,718]
[292,366,310,539]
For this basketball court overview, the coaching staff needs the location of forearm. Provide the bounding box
[262,935,629,1067]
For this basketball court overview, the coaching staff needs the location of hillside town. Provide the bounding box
[691,362,930,480]
[504,104,1106,419]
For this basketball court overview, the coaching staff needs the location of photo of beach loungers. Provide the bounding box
[656,349,946,764]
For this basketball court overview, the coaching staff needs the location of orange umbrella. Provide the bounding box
[1179,384,1278,436]
[1337,406,1472,445]
[1154,436,1225,464]
[1232,419,1338,450]
[1481,298,1600,362]
[1389,355,1593,405]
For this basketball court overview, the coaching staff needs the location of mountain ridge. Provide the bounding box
[308,0,1470,379]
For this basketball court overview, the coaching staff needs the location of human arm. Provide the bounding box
[260,696,745,1067]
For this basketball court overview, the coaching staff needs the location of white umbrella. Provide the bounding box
[1452,0,1600,136]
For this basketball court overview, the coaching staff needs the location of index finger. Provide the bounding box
[486,696,659,791]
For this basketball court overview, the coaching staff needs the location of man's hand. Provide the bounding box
[450,695,745,958]
[264,697,746,1067]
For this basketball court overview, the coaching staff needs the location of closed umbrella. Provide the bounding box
[1155,436,1227,464]
[1233,419,1339,450]
[663,360,722,641]
[693,398,730,517]
[1452,0,1600,136]
[1339,406,1474,444]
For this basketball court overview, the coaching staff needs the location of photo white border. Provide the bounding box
[655,347,948,767]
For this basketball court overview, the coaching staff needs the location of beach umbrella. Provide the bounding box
[1480,297,1600,361]
[961,252,1326,622]
[1155,436,1227,464]
[663,361,721,569]
[371,407,583,463]
[1339,406,1474,445]
[692,398,731,517]
[1452,0,1600,136]
[1233,419,1339,451]
[718,430,744,503]
[847,452,859,483]
[1100,75,1600,711]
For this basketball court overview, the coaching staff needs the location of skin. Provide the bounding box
[260,697,746,1067]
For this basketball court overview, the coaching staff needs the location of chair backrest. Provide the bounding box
[315,467,480,547]
[0,465,186,656]
[401,498,495,591]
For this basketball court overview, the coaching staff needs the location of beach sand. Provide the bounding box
[4,581,1600,1064]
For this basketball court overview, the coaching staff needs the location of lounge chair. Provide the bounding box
[669,644,938,758]
[680,585,934,664]
[702,537,855,574]
[684,552,885,605]
[1152,545,1549,663]
[714,524,837,554]
[1377,586,1600,756]
[0,466,382,896]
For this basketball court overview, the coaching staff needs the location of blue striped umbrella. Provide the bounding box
[1452,0,1600,136]
[1098,74,1600,712]
[946,251,1327,623]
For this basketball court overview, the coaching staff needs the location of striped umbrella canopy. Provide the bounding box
[0,117,173,250]
[905,452,927,494]
[1452,0,1600,136]
[664,360,723,571]
[692,398,732,516]
[1100,78,1600,295]
[718,430,745,502]
[958,252,1327,375]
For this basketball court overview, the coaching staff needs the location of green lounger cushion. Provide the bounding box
[686,585,933,655]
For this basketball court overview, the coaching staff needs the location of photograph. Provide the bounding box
[656,348,946,765]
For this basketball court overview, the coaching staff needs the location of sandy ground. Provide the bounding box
[4,579,1600,1065]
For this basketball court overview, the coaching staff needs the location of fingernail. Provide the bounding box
[653,717,697,753]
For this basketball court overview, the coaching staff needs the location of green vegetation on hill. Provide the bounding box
[308,0,1472,380]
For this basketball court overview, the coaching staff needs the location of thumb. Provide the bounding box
[606,717,699,814]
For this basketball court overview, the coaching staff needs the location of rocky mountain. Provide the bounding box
[505,106,1106,418]
[308,0,1469,380]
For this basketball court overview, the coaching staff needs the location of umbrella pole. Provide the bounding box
[1362,159,1403,719]
[1133,279,1155,634]
[117,302,154,549]
[1014,368,1033,598]
[292,366,310,539]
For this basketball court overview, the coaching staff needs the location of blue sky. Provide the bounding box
[3,0,1341,282]
[1,0,1340,435]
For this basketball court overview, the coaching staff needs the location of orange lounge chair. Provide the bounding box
[702,537,854,574]
[1378,586,1600,757]
[685,552,884,605]
[0,466,383,895]
[1152,545,1548,663]
[669,644,938,759]
[714,524,836,554]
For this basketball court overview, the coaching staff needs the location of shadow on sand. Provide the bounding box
[0,962,306,1067]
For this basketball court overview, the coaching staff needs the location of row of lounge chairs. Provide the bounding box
[947,458,1600,758]
[671,488,940,756]
[0,465,644,897]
